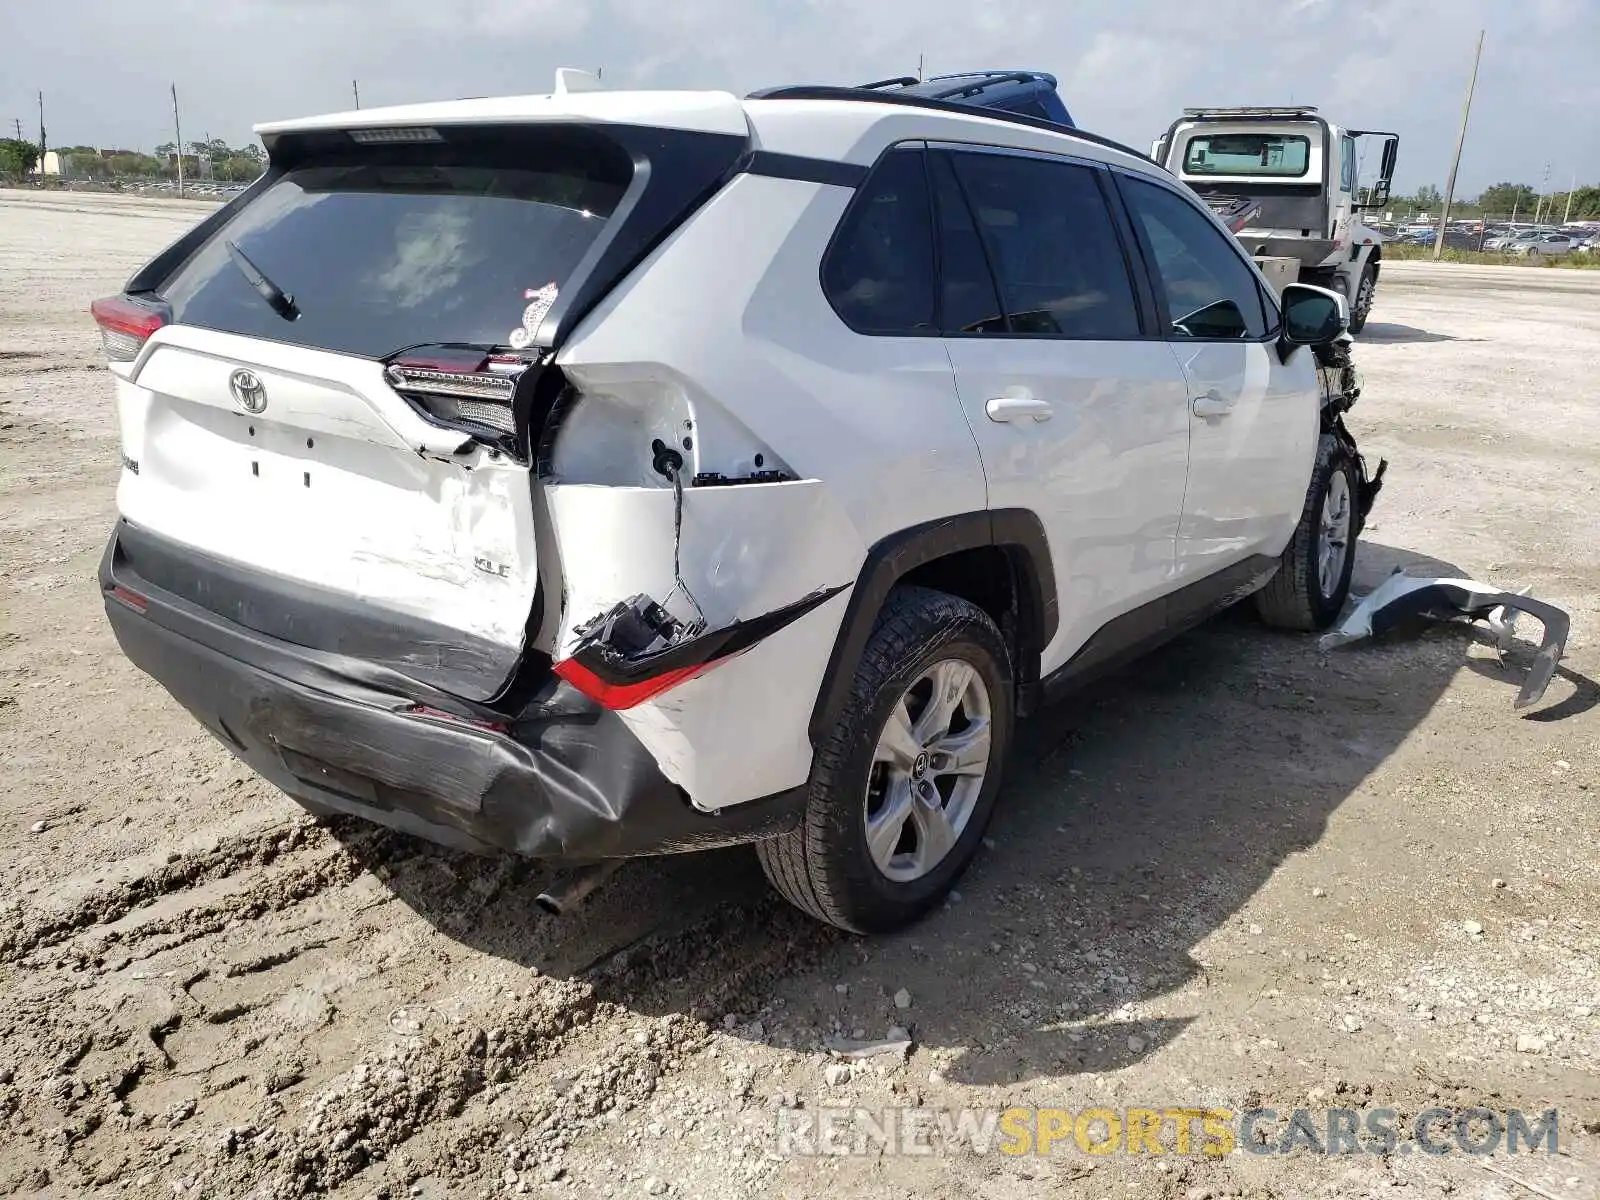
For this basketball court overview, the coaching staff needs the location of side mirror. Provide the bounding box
[1278,283,1348,360]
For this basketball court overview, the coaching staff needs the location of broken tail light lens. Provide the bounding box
[552,656,715,711]
[91,295,169,363]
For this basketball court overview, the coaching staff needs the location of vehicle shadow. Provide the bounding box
[328,539,1495,1083]
[1358,322,1472,344]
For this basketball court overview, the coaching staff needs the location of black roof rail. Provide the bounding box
[744,84,1151,163]
[926,71,1044,100]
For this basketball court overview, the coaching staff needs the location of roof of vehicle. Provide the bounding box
[255,89,753,139]
[256,80,1155,175]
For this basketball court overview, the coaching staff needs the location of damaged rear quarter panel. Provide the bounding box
[544,479,864,809]
[544,170,989,809]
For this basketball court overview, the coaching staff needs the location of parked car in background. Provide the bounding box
[1508,232,1575,259]
[1398,228,1475,251]
[1485,229,1543,252]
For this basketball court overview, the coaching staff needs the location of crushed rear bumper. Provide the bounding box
[100,521,802,860]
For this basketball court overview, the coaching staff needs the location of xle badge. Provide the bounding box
[474,557,511,578]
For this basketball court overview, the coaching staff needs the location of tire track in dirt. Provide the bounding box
[0,817,410,968]
[171,893,841,1198]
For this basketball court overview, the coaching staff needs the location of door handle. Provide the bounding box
[986,397,1054,423]
[1191,390,1234,418]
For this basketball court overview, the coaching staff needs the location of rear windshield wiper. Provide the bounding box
[225,241,300,321]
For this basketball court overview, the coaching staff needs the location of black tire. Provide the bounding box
[1347,265,1376,334]
[1255,436,1360,632]
[756,587,1013,933]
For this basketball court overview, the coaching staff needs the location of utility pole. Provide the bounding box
[1434,29,1484,261]
[1534,162,1552,224]
[171,83,184,198]
[37,91,46,174]
[12,118,21,141]
[1563,172,1577,225]
[352,80,361,109]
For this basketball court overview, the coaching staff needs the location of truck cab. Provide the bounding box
[1152,107,1398,333]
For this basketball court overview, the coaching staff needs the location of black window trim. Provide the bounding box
[1107,166,1281,347]
[929,141,1157,344]
[820,137,1164,343]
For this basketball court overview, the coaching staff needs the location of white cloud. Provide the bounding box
[3,0,1595,194]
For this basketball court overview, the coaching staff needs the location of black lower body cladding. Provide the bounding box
[100,523,801,860]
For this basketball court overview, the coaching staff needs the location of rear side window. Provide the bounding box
[158,127,633,359]
[928,153,1007,335]
[946,150,1141,339]
[821,149,938,335]
[1120,175,1268,340]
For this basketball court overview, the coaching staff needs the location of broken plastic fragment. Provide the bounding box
[1320,571,1570,710]
[824,1035,913,1061]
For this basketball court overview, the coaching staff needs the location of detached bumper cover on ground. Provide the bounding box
[1321,570,1571,709]
[100,523,803,860]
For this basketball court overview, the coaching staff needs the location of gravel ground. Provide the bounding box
[1,189,1597,1200]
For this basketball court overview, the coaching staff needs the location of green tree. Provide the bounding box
[0,138,40,175]
[1412,184,1442,209]
[1476,182,1539,216]
[108,153,162,177]
[1557,185,1600,221]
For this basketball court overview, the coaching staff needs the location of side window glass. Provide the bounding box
[1121,176,1267,340]
[929,153,1008,335]
[821,148,937,335]
[947,151,1142,339]
[1340,137,1357,194]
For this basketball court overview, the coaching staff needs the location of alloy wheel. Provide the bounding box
[1318,469,1353,601]
[863,659,992,883]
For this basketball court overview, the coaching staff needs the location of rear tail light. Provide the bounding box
[385,352,526,439]
[553,656,716,711]
[91,295,168,362]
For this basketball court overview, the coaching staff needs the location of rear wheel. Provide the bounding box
[1255,437,1359,632]
[757,587,1013,933]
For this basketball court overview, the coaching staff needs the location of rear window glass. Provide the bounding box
[1182,134,1310,178]
[158,128,633,358]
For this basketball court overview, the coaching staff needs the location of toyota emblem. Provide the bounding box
[229,368,268,414]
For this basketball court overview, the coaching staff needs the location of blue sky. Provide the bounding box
[4,0,1597,196]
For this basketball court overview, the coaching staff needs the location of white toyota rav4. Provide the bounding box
[95,77,1383,933]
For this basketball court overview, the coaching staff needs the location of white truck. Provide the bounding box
[1152,107,1398,333]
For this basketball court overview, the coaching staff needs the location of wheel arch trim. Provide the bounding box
[807,509,1057,744]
